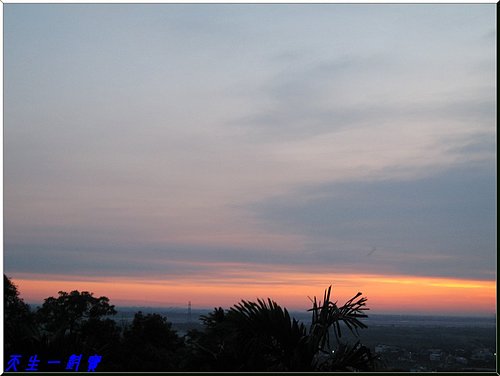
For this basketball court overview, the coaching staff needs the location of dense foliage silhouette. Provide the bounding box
[4,274,378,371]
[4,275,38,355]
[184,286,377,371]
[117,311,184,371]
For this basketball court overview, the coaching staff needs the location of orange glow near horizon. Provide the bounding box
[10,270,496,316]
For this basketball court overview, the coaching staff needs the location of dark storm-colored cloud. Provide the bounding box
[248,161,496,280]
[6,160,495,281]
[4,241,309,279]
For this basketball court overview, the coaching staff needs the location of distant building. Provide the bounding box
[429,349,442,361]
[471,348,493,361]
[375,344,400,354]
[410,366,428,372]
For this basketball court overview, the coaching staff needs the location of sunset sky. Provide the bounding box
[3,4,496,316]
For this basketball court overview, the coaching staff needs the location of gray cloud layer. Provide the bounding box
[4,4,496,283]
[248,162,496,279]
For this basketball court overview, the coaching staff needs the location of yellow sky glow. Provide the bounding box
[11,270,495,316]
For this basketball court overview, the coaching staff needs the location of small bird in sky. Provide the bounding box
[367,246,376,256]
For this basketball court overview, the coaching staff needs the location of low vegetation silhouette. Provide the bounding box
[4,274,379,371]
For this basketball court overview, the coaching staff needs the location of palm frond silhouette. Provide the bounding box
[190,285,378,371]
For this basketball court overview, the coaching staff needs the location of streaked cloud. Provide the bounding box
[3,4,496,313]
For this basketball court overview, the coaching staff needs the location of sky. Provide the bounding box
[3,4,497,316]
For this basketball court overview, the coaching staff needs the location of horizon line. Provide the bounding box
[24,301,496,319]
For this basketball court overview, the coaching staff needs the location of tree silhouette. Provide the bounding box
[5,277,379,372]
[118,311,183,371]
[186,285,378,371]
[4,275,38,354]
[34,289,120,370]
[37,290,116,336]
[307,286,375,371]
